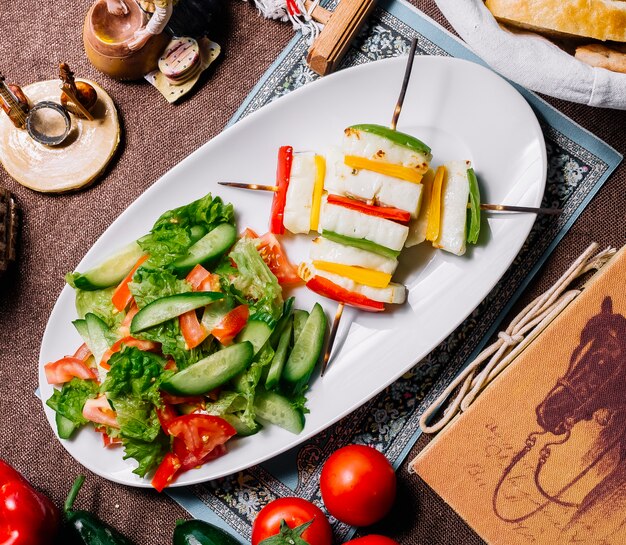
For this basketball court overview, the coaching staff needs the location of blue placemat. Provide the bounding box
[168,0,622,540]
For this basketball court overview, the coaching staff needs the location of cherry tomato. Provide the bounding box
[320,445,396,526]
[345,536,400,545]
[251,498,332,545]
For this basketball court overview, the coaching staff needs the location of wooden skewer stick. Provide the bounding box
[320,38,420,377]
[217,183,562,216]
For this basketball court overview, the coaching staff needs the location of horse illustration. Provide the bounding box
[493,296,626,540]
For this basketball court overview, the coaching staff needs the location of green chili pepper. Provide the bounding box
[348,124,432,154]
[173,519,243,545]
[63,476,136,545]
[467,167,481,245]
[321,230,401,260]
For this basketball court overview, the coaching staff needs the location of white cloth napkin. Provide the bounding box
[435,0,626,109]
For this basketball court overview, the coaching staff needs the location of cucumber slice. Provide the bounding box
[236,319,273,355]
[131,292,223,334]
[173,223,237,272]
[254,390,304,434]
[65,241,144,291]
[265,318,292,390]
[221,413,262,437]
[269,297,294,348]
[84,313,111,366]
[283,303,327,387]
[72,319,89,341]
[56,412,77,439]
[349,124,431,154]
[292,310,309,345]
[162,342,254,395]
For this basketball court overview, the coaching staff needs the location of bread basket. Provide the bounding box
[435,0,626,109]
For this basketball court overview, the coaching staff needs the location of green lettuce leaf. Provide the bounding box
[101,347,171,475]
[225,238,283,324]
[122,434,170,478]
[138,193,234,266]
[46,378,99,427]
[75,287,121,328]
[230,343,275,429]
[128,267,191,309]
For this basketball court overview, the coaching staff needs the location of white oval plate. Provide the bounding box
[39,56,546,487]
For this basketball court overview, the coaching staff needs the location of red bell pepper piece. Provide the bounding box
[326,194,411,224]
[0,459,60,545]
[269,146,293,235]
[111,254,149,312]
[306,275,385,312]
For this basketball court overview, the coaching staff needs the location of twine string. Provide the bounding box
[420,243,617,434]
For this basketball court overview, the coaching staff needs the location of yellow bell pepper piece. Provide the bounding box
[344,155,423,184]
[312,261,392,288]
[310,155,326,232]
[425,165,446,242]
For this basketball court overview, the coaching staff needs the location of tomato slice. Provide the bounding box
[44,357,97,384]
[95,426,122,447]
[241,228,260,239]
[160,391,206,406]
[180,310,209,349]
[72,343,92,362]
[111,254,149,312]
[167,414,235,463]
[173,438,227,471]
[100,336,160,370]
[270,146,293,235]
[151,453,182,492]
[119,303,139,337]
[256,232,301,285]
[186,264,221,292]
[326,194,411,224]
[155,402,179,433]
[82,395,119,428]
[306,275,385,312]
[211,304,249,345]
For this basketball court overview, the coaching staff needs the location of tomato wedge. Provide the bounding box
[270,146,293,234]
[186,265,221,292]
[151,453,182,492]
[167,414,236,463]
[111,254,149,312]
[72,343,92,362]
[100,336,160,370]
[119,303,139,337]
[160,391,206,406]
[211,304,249,345]
[44,357,97,384]
[95,426,122,447]
[155,401,179,433]
[82,395,119,428]
[257,233,301,285]
[173,437,227,471]
[180,310,209,349]
[306,275,385,312]
[326,194,411,224]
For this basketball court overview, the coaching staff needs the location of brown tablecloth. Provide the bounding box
[1,1,625,544]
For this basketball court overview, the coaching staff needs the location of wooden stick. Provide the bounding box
[218,182,278,191]
[480,203,562,215]
[391,38,418,131]
[304,0,332,24]
[320,302,344,377]
[321,38,420,375]
[218,183,562,216]
[306,0,376,76]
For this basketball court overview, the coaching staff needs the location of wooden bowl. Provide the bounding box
[83,0,168,80]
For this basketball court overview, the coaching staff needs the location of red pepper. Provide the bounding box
[270,146,293,235]
[326,194,411,224]
[0,459,60,545]
[306,275,385,312]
